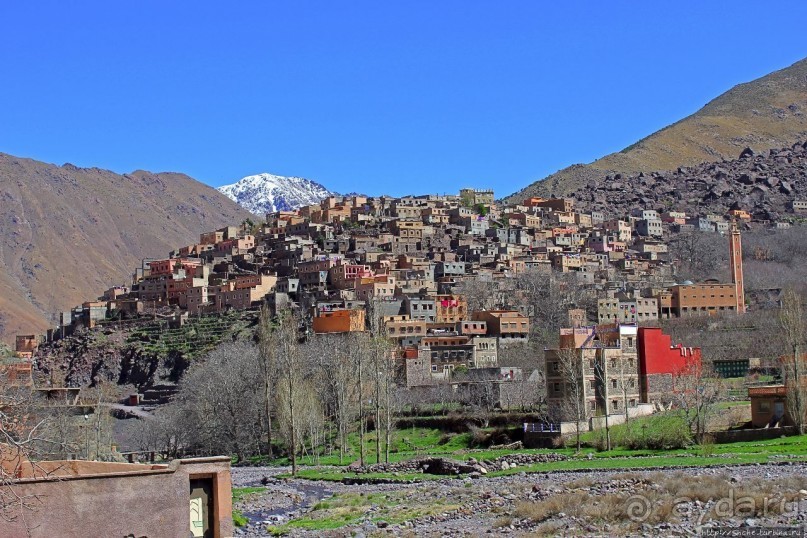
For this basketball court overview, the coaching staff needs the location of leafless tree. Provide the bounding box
[0,370,68,527]
[668,231,727,281]
[257,304,278,458]
[273,309,304,475]
[553,347,588,452]
[672,356,724,442]
[592,358,611,451]
[310,334,358,464]
[350,333,369,466]
[779,289,807,434]
[516,269,594,349]
[366,299,397,463]
[455,278,497,314]
[610,353,638,426]
[141,341,264,461]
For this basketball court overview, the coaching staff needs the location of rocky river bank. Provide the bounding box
[232,461,807,537]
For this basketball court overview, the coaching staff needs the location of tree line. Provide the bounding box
[133,305,398,474]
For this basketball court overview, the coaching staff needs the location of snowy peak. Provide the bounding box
[218,173,333,214]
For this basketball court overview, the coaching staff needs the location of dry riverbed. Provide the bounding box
[232,462,807,537]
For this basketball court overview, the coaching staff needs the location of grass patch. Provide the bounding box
[268,491,454,535]
[233,509,248,527]
[232,486,265,503]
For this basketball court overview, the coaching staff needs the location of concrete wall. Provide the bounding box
[1,457,233,538]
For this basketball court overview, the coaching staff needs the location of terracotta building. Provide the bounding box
[472,310,529,343]
[748,384,788,428]
[670,282,738,316]
[312,308,366,333]
[0,455,233,538]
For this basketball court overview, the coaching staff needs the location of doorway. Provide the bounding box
[189,478,214,538]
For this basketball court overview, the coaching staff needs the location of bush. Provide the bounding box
[622,414,692,450]
[581,413,693,450]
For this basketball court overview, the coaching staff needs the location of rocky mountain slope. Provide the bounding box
[218,173,332,214]
[0,153,253,342]
[565,141,807,219]
[507,56,807,202]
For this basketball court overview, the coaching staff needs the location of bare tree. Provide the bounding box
[517,269,594,349]
[274,309,304,475]
[552,347,589,452]
[610,353,638,426]
[668,231,727,281]
[350,333,368,466]
[139,341,264,461]
[593,358,611,451]
[258,303,279,458]
[0,370,67,527]
[311,334,358,464]
[779,289,807,434]
[672,356,724,442]
[455,278,497,314]
[366,299,397,463]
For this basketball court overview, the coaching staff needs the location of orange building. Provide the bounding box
[670,283,738,316]
[148,258,202,276]
[748,384,787,428]
[472,310,529,340]
[312,309,366,333]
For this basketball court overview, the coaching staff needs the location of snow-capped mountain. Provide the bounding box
[218,173,333,214]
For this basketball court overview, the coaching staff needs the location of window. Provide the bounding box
[553,382,561,393]
[612,399,620,410]
[629,399,636,407]
[758,401,771,413]
[611,379,617,389]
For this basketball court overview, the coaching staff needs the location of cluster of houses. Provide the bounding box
[13,188,777,425]
[57,189,750,334]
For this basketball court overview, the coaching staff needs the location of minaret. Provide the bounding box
[729,221,745,314]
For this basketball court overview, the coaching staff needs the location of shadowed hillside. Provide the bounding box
[0,153,254,342]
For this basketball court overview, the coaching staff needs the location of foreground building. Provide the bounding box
[0,453,233,538]
[545,324,645,432]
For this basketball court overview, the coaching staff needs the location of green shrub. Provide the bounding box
[233,510,248,527]
[623,414,692,450]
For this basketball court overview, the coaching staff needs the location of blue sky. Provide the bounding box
[1,2,806,197]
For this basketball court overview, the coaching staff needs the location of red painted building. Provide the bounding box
[637,327,702,403]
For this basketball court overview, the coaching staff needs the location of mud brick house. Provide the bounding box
[748,384,788,428]
[472,310,529,343]
[0,454,233,538]
[670,282,738,316]
[545,324,646,432]
[312,308,366,333]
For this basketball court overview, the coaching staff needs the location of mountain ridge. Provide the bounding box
[218,173,333,214]
[505,56,807,203]
[0,152,253,342]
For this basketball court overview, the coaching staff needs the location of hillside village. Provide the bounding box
[8,157,801,435]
